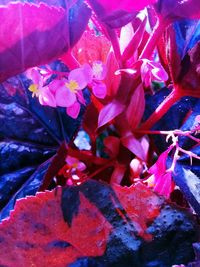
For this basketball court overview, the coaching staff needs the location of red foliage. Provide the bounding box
[0,181,165,266]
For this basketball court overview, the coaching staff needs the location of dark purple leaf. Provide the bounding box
[143,88,199,152]
[156,0,200,21]
[158,20,200,92]
[171,154,200,216]
[187,243,200,267]
[87,0,156,28]
[0,1,91,82]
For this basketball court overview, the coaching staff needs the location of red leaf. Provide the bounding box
[110,163,126,184]
[112,182,163,239]
[65,193,112,256]
[82,103,99,142]
[104,136,120,158]
[122,17,147,62]
[0,180,198,266]
[126,84,145,130]
[98,100,125,128]
[104,51,121,98]
[121,133,146,161]
[0,187,111,266]
[0,189,80,266]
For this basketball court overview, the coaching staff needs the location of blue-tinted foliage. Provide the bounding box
[0,62,88,219]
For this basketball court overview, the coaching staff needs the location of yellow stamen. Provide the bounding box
[28,84,39,97]
[66,80,79,93]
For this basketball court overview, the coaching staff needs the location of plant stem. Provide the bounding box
[139,89,180,131]
[139,18,167,59]
[106,27,122,68]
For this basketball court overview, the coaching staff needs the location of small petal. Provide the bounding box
[151,62,168,81]
[68,68,88,89]
[55,86,76,107]
[92,82,107,99]
[27,68,40,84]
[81,63,93,83]
[77,91,86,105]
[67,101,81,119]
[39,87,56,107]
[48,79,65,94]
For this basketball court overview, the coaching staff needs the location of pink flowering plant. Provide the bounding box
[0,0,200,266]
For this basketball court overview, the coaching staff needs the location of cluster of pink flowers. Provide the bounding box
[27,61,107,119]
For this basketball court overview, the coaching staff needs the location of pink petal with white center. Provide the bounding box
[92,82,107,99]
[55,86,76,107]
[39,87,56,107]
[92,61,107,80]
[68,68,88,89]
[67,101,81,119]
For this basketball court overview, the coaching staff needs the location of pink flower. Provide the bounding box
[27,62,107,119]
[145,148,175,198]
[27,68,56,107]
[141,59,168,87]
[66,156,86,172]
[53,67,89,118]
[82,61,107,99]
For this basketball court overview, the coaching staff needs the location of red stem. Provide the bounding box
[139,90,180,131]
[139,17,168,59]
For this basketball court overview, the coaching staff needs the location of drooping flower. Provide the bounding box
[145,148,175,198]
[141,59,169,87]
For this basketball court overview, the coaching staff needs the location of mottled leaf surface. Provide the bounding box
[0,180,198,267]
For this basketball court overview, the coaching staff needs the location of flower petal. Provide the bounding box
[68,68,88,89]
[81,63,93,83]
[27,68,40,84]
[55,86,76,107]
[39,87,56,107]
[67,101,81,119]
[92,82,107,99]
[48,79,65,94]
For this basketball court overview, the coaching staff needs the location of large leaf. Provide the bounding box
[158,20,200,93]
[0,66,88,220]
[155,0,200,21]
[0,180,198,266]
[0,0,91,82]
